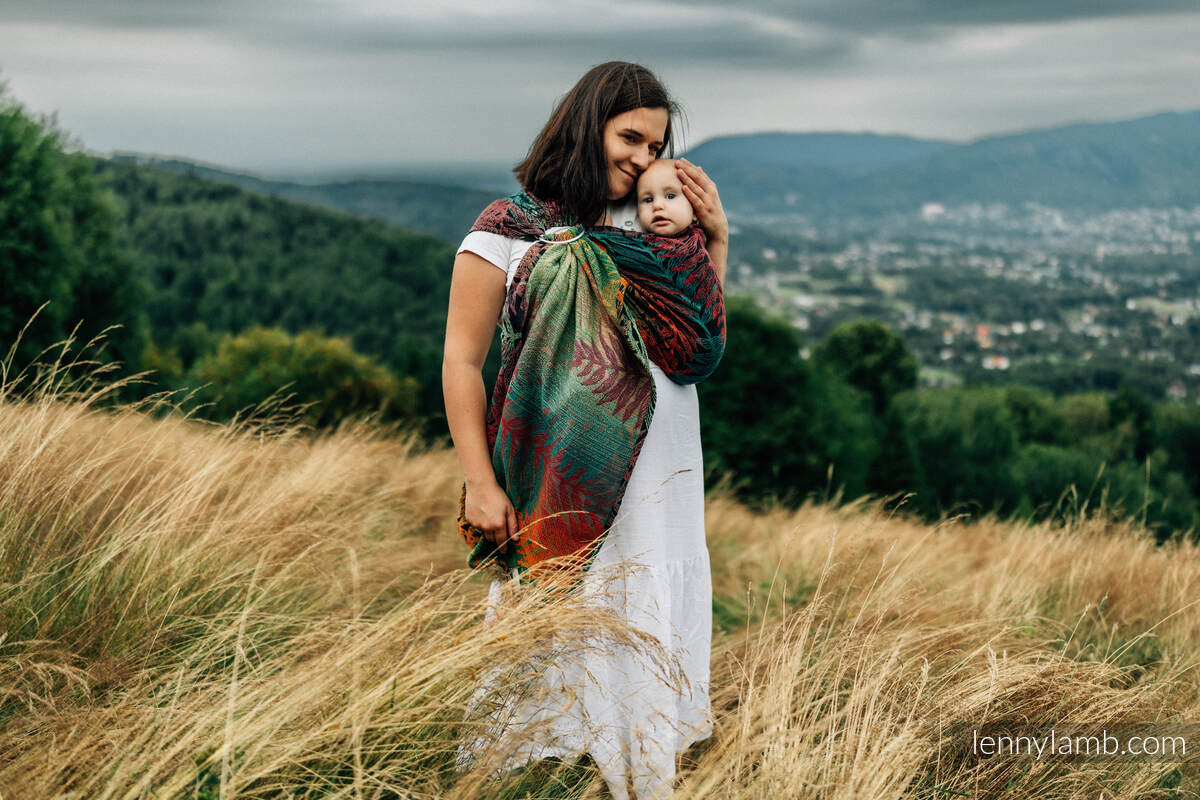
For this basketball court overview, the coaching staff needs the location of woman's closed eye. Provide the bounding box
[624,133,660,153]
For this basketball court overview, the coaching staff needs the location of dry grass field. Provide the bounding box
[1,360,1198,799]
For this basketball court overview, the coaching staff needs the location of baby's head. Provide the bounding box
[636,159,695,236]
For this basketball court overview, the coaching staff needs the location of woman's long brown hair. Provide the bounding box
[514,62,678,228]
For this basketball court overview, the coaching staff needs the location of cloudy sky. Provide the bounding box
[2,0,1198,176]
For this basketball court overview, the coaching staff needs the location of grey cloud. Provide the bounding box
[0,2,860,71]
[213,9,861,73]
[0,0,288,28]
[5,0,1196,55]
[295,22,859,72]
[11,0,1192,32]
[652,0,1200,34]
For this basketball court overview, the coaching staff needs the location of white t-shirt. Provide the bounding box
[457,198,642,291]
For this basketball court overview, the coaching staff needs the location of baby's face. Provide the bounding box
[636,160,694,236]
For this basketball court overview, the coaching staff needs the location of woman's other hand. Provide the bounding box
[675,158,728,286]
[465,479,520,555]
[444,250,520,556]
[676,158,728,244]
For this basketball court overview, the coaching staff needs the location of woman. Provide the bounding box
[442,61,728,799]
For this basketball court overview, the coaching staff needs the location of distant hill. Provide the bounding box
[109,155,498,243]
[111,108,1200,236]
[683,110,1200,218]
[684,132,954,174]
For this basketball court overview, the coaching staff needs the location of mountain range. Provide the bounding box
[684,110,1200,218]
[111,108,1200,238]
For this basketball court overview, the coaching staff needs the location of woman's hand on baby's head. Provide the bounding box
[675,158,728,245]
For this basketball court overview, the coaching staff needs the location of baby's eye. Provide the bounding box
[665,192,676,199]
[641,196,653,203]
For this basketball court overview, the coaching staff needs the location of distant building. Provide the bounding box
[981,355,1010,370]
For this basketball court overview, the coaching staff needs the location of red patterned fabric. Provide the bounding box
[458,192,725,581]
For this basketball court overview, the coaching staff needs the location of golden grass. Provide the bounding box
[0,356,1197,799]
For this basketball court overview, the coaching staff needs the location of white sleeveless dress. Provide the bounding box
[456,200,713,799]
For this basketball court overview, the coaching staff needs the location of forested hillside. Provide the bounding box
[93,158,461,430]
[110,154,498,243]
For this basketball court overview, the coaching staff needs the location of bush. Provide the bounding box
[895,387,1021,517]
[1157,403,1200,496]
[188,326,418,428]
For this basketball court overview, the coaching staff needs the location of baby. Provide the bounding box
[636,158,697,236]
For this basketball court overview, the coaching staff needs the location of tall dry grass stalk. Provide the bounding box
[0,339,1197,798]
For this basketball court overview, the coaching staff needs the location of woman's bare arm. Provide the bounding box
[443,251,519,549]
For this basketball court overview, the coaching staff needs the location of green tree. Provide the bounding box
[815,319,918,414]
[1010,443,1197,538]
[0,88,145,374]
[699,296,876,506]
[1003,385,1065,445]
[1158,403,1200,496]
[1108,384,1156,463]
[895,387,1021,518]
[188,327,418,429]
[869,401,924,500]
[1057,393,1110,440]
[814,319,921,499]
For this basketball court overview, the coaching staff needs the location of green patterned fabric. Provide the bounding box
[458,192,724,580]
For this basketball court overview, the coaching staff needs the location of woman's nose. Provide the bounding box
[631,148,652,170]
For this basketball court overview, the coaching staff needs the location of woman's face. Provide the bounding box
[603,107,669,200]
